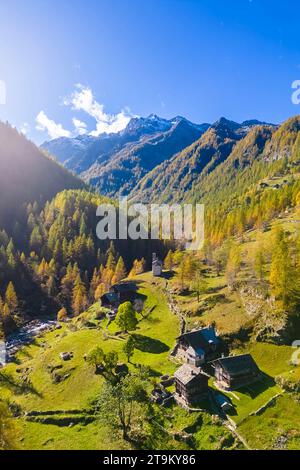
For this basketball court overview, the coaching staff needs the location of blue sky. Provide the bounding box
[0,0,300,143]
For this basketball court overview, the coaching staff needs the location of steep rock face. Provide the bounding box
[42,134,121,173]
[0,122,84,230]
[123,113,172,135]
[263,116,300,162]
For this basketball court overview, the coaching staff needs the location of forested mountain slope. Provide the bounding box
[0,188,171,333]
[0,126,171,334]
[192,116,300,206]
[130,118,273,203]
[130,117,300,208]
[129,115,300,250]
[201,116,300,245]
[0,122,84,232]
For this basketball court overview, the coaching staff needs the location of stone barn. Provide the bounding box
[174,364,209,407]
[213,354,260,390]
[176,326,220,366]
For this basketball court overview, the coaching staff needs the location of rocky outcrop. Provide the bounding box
[238,282,290,344]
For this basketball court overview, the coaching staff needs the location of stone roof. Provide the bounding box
[177,327,219,352]
[174,364,207,385]
[213,354,259,377]
[101,292,119,304]
[111,282,137,293]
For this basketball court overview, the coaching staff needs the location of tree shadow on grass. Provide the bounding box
[183,414,203,433]
[143,315,160,325]
[0,371,43,397]
[207,284,227,294]
[17,348,33,360]
[132,334,169,354]
[215,296,235,305]
[10,347,33,365]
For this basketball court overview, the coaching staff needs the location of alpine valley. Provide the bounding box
[2,112,300,451]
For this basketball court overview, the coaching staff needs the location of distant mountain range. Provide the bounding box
[41,114,209,196]
[2,113,299,236]
[135,115,300,208]
[41,114,275,198]
[130,117,277,203]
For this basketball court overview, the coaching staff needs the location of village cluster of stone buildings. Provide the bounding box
[98,253,261,411]
[173,326,261,408]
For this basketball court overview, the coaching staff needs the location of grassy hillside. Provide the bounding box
[1,274,179,409]
[0,274,240,450]
[239,394,300,449]
[2,246,300,449]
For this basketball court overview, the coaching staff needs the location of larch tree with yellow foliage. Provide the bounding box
[112,256,127,284]
[72,273,88,316]
[269,231,300,311]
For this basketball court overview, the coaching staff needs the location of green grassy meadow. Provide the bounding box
[2,235,300,449]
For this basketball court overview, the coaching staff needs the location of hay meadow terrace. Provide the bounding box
[1,259,300,450]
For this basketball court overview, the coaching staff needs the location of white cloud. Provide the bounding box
[72,118,87,135]
[64,84,134,136]
[20,122,30,136]
[36,111,71,140]
[35,85,136,140]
